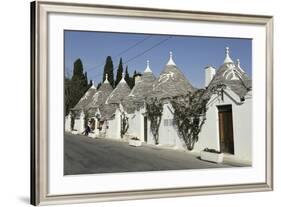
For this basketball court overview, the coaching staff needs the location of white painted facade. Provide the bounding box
[105,109,121,140]
[126,110,142,139]
[65,48,252,164]
[65,114,72,132]
[66,89,252,163]
[155,102,186,149]
[194,88,252,162]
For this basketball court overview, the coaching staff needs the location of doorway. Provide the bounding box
[218,105,234,154]
[144,116,147,142]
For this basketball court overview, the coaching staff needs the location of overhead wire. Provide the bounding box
[65,35,172,84]
[90,36,172,79]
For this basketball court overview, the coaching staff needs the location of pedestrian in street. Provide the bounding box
[85,125,90,136]
[82,124,91,136]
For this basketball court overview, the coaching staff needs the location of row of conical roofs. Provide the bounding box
[72,47,251,118]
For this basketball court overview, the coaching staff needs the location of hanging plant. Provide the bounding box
[171,90,209,150]
[120,111,129,138]
[146,97,163,144]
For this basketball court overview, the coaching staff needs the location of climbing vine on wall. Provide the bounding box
[171,84,227,150]
[120,112,129,138]
[209,83,227,101]
[171,90,209,150]
[146,98,163,144]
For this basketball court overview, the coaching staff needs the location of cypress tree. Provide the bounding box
[131,70,137,88]
[72,58,84,81]
[115,58,123,86]
[84,72,88,82]
[68,58,89,113]
[97,82,102,90]
[83,72,89,89]
[102,56,114,88]
[64,76,71,115]
[124,66,130,87]
[89,80,93,88]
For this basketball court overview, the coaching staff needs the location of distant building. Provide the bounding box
[65,47,252,164]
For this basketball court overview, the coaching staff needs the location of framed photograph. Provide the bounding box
[31,1,273,205]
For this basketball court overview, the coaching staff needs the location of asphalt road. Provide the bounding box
[64,133,231,175]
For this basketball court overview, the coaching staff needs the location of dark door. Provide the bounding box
[90,118,95,130]
[218,105,234,154]
[144,116,147,142]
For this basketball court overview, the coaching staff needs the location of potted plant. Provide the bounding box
[129,137,142,147]
[200,148,223,163]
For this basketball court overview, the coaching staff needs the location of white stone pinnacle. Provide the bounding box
[104,73,109,84]
[236,58,245,73]
[223,47,234,64]
[237,59,240,67]
[120,72,126,83]
[91,80,96,89]
[167,51,176,66]
[144,60,152,73]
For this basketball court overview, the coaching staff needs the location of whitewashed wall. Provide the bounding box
[195,89,252,162]
[72,115,85,133]
[148,102,185,149]
[106,109,121,139]
[231,92,252,162]
[65,115,71,132]
[127,110,142,139]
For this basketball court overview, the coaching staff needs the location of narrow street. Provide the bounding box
[64,132,232,175]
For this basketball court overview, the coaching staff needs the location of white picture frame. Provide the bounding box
[31,0,273,205]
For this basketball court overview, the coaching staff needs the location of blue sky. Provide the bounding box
[64,30,252,88]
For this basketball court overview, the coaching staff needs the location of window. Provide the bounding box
[164,119,174,126]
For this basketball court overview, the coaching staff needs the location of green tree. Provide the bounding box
[97,82,102,89]
[89,80,93,88]
[130,70,137,89]
[115,58,123,86]
[65,58,90,115]
[64,76,71,115]
[102,56,114,88]
[124,66,130,87]
[83,72,89,88]
[72,59,84,80]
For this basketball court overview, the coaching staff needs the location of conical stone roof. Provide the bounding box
[105,74,131,104]
[129,61,155,101]
[99,104,118,120]
[152,52,195,99]
[207,47,251,98]
[72,84,97,111]
[122,60,156,113]
[85,80,113,110]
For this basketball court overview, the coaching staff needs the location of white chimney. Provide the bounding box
[134,75,141,84]
[205,66,216,87]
